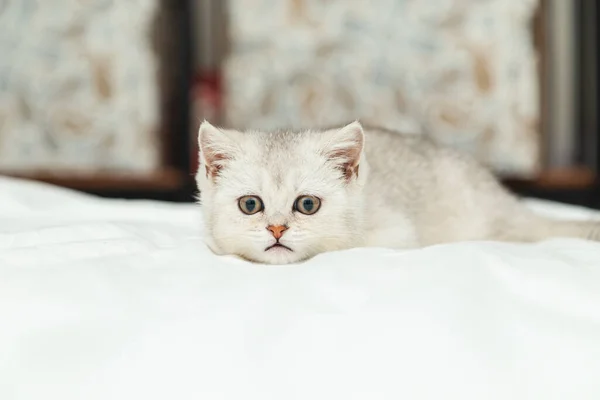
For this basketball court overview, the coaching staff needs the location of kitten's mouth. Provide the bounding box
[265,243,293,252]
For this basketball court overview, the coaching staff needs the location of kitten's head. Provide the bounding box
[196,121,368,264]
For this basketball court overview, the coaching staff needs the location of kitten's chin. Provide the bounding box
[205,237,309,264]
[244,249,309,265]
[229,244,315,265]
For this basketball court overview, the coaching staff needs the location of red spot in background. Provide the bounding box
[191,70,222,173]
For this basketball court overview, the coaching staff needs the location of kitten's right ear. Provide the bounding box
[198,120,238,180]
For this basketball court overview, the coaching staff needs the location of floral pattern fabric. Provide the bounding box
[224,0,540,175]
[0,0,161,172]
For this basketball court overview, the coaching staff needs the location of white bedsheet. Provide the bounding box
[1,176,600,400]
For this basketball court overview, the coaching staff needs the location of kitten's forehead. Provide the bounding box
[245,130,321,168]
[255,130,313,154]
[226,129,335,194]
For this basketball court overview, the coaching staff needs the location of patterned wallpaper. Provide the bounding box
[0,0,161,172]
[224,0,541,176]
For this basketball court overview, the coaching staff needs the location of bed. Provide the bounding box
[1,176,600,400]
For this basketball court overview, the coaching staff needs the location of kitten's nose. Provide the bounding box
[267,225,288,240]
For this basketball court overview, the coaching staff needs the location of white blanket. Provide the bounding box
[1,176,600,400]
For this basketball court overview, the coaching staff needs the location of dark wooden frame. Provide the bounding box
[504,0,600,209]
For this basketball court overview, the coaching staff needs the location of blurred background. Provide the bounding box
[0,0,598,207]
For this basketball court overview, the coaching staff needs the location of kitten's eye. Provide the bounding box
[294,195,321,215]
[238,195,264,215]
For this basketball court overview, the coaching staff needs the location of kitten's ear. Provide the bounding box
[322,121,365,181]
[198,120,238,180]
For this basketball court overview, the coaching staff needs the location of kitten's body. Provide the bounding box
[197,122,600,264]
[363,127,600,247]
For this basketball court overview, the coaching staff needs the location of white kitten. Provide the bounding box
[196,121,600,264]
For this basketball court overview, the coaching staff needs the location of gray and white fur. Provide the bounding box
[196,121,600,264]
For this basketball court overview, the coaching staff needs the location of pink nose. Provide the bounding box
[267,225,288,240]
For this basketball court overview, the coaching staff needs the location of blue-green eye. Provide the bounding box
[238,195,263,215]
[294,195,321,215]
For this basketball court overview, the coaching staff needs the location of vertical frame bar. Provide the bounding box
[544,0,578,168]
[577,0,598,172]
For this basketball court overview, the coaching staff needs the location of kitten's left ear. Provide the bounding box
[323,121,365,181]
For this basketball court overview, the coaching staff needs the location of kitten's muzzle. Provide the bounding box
[265,225,292,251]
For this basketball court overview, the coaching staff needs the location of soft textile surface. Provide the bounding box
[1,176,600,400]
